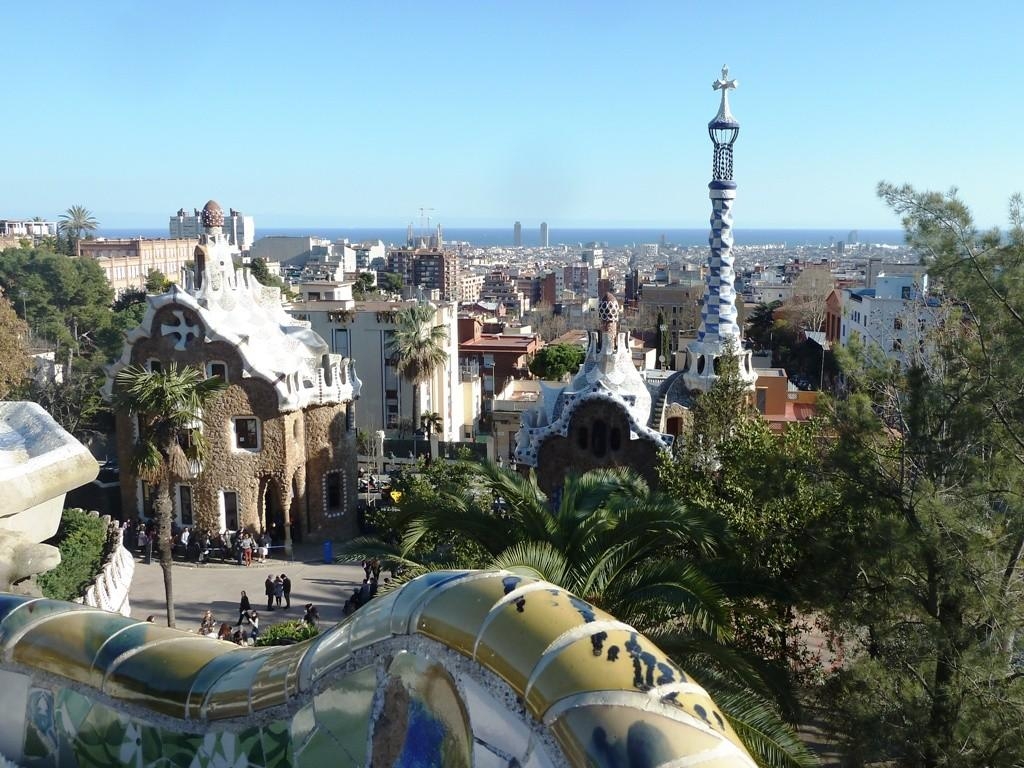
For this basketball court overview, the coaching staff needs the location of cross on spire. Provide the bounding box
[713,65,737,93]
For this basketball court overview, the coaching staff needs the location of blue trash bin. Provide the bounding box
[323,540,333,563]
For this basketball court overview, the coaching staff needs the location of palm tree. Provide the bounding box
[341,463,815,768]
[388,304,448,429]
[419,411,442,436]
[114,364,226,627]
[58,205,98,253]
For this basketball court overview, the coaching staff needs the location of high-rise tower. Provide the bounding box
[540,221,549,247]
[513,221,522,247]
[682,66,757,392]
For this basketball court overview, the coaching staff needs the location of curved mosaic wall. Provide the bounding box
[0,570,754,767]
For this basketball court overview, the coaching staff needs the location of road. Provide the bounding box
[127,545,367,631]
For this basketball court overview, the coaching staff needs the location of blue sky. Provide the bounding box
[3,1,1022,229]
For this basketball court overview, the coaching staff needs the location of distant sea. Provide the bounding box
[96,227,907,248]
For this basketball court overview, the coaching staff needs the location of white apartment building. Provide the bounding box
[288,298,464,441]
[0,219,57,237]
[839,273,941,367]
[170,207,253,250]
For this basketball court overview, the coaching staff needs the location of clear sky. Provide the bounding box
[3,1,1022,229]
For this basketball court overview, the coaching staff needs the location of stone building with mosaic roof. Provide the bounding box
[514,292,673,494]
[104,200,362,549]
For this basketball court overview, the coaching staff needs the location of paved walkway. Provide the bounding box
[127,545,367,631]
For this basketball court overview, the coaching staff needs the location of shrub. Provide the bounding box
[37,509,108,601]
[254,619,319,647]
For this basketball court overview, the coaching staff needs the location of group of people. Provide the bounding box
[192,590,320,646]
[263,573,292,610]
[342,559,390,616]
[121,520,279,566]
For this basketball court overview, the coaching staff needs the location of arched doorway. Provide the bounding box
[261,477,286,545]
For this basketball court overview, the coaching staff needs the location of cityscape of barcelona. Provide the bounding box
[1,2,1023,767]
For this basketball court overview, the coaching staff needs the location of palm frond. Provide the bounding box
[489,541,570,588]
[713,687,819,768]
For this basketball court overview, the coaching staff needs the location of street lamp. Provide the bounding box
[658,323,667,369]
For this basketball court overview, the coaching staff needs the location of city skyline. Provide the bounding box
[3,1,1021,230]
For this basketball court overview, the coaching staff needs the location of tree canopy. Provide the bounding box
[528,342,585,380]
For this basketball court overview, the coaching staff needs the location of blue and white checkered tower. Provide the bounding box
[682,66,757,393]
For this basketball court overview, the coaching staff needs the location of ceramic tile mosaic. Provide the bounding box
[312,665,376,765]
[0,570,755,767]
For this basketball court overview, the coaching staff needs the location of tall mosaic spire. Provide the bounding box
[683,66,757,393]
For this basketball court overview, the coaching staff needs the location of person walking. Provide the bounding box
[281,573,292,609]
[238,590,250,624]
[273,575,284,608]
[241,532,253,567]
[264,574,275,611]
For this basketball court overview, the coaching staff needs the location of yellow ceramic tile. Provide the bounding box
[250,645,306,711]
[550,704,754,768]
[11,611,136,689]
[473,584,617,699]
[524,628,693,717]
[414,572,511,657]
[313,665,377,765]
[185,648,251,720]
[387,570,474,635]
[92,623,173,678]
[103,637,232,718]
[201,652,270,721]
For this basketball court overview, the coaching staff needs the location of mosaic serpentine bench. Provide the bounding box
[0,570,754,768]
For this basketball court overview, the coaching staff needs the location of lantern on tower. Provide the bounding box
[708,66,740,182]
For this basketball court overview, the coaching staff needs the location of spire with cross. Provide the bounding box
[683,67,757,395]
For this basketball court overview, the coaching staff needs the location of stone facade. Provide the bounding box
[106,201,361,545]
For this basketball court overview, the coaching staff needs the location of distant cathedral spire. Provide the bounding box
[682,66,757,393]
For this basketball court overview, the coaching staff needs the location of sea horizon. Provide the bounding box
[94,226,907,248]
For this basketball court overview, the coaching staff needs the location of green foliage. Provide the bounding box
[802,186,1024,766]
[342,460,814,768]
[37,509,108,601]
[145,269,171,294]
[527,342,585,380]
[0,295,31,398]
[378,272,403,294]
[57,205,98,254]
[248,258,295,300]
[352,271,376,299]
[254,619,319,646]
[388,303,449,426]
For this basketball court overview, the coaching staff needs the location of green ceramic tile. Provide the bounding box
[295,727,352,768]
[260,721,293,768]
[156,730,206,768]
[345,590,399,653]
[290,701,317,755]
[56,688,92,733]
[237,725,266,767]
[313,665,376,765]
[71,699,129,768]
[299,620,352,692]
